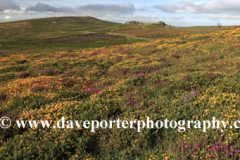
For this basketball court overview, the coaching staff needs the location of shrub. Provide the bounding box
[19,71,30,78]
[35,68,60,76]
[0,65,29,74]
[15,59,27,64]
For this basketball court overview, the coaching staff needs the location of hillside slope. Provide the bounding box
[1,21,240,159]
[0,16,120,40]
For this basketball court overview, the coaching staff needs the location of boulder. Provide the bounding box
[152,21,173,28]
[125,21,142,25]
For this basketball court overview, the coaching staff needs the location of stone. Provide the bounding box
[151,21,174,28]
[125,21,142,25]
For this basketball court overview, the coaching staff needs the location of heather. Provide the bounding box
[1,25,240,159]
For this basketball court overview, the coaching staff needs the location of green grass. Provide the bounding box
[0,37,39,43]
[0,33,147,54]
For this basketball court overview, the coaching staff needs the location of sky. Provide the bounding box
[0,0,240,26]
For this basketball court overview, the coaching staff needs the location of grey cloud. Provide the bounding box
[0,0,20,11]
[138,8,149,12]
[26,3,74,13]
[136,6,150,12]
[204,14,240,20]
[182,0,193,5]
[26,3,135,15]
[155,4,185,13]
[77,3,135,15]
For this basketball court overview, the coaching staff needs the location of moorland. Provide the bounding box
[0,16,240,159]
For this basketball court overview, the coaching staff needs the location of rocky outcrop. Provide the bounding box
[125,21,143,25]
[151,21,173,28]
[124,20,173,28]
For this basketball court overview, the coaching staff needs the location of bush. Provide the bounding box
[0,65,29,74]
[35,68,60,76]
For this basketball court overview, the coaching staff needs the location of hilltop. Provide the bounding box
[125,21,143,25]
[0,16,120,40]
[124,20,173,28]
[151,21,173,28]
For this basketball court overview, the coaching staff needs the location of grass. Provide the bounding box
[0,16,120,40]
[93,24,192,39]
[93,23,236,39]
[1,17,240,159]
[0,33,147,56]
[175,25,237,33]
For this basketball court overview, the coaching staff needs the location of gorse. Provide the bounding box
[1,26,240,159]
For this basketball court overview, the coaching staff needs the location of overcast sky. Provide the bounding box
[0,0,240,26]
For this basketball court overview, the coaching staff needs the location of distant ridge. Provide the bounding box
[124,21,143,25]
[0,16,120,40]
[174,26,184,28]
[124,20,174,28]
[151,21,173,28]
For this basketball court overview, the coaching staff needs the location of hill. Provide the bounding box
[0,16,120,40]
[0,16,151,56]
[0,16,235,42]
[124,21,173,28]
[151,21,173,28]
[124,21,143,25]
